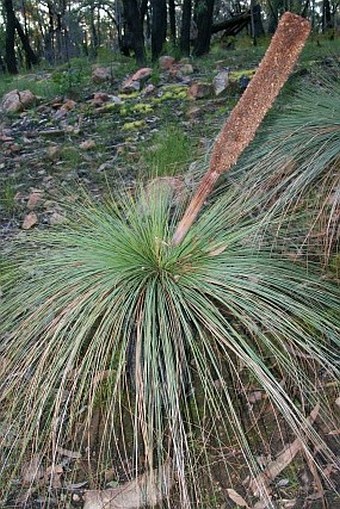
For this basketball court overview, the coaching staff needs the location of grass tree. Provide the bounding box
[1,12,339,509]
[1,189,340,507]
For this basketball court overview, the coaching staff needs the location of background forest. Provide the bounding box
[1,0,340,73]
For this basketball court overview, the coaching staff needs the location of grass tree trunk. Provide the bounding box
[193,0,215,56]
[4,0,18,74]
[180,0,192,56]
[151,0,167,61]
[122,0,146,65]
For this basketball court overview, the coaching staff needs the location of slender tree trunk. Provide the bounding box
[90,7,98,56]
[180,0,192,56]
[122,0,145,64]
[151,0,167,60]
[322,0,332,31]
[250,2,264,42]
[193,0,215,56]
[168,0,176,44]
[4,0,18,74]
[14,17,39,68]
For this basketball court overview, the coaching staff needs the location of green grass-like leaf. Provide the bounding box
[228,70,340,262]
[0,188,339,507]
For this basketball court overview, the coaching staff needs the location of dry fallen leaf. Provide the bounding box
[226,488,251,508]
[83,460,174,509]
[22,211,38,229]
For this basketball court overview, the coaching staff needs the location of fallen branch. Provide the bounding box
[172,12,311,245]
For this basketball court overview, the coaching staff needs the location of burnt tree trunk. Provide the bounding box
[168,0,176,44]
[122,0,145,64]
[180,0,192,56]
[151,0,167,60]
[193,0,215,56]
[14,17,39,68]
[4,0,18,74]
[322,0,332,32]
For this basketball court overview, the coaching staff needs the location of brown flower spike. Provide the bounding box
[173,12,311,245]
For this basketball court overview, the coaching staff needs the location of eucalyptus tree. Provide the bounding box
[180,0,192,55]
[3,0,18,73]
[193,0,215,56]
[151,0,167,60]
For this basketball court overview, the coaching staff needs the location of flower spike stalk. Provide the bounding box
[173,12,311,246]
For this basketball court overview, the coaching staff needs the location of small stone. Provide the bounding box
[178,63,194,75]
[27,190,43,210]
[22,211,38,230]
[92,66,111,83]
[121,79,141,93]
[80,139,96,150]
[49,211,65,225]
[159,55,176,70]
[213,69,230,96]
[141,84,156,96]
[188,82,213,100]
[130,67,152,82]
[61,99,76,111]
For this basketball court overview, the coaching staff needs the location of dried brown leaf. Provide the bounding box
[83,461,173,509]
[226,488,251,508]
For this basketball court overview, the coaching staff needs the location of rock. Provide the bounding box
[188,82,213,100]
[80,139,96,150]
[122,80,141,93]
[92,66,111,83]
[141,84,156,96]
[1,89,37,113]
[49,211,65,225]
[54,99,77,119]
[178,63,194,75]
[22,211,38,230]
[61,99,76,111]
[122,67,152,92]
[92,93,122,107]
[239,74,251,92]
[27,190,43,210]
[130,67,152,82]
[92,92,110,105]
[159,55,176,70]
[213,69,230,96]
